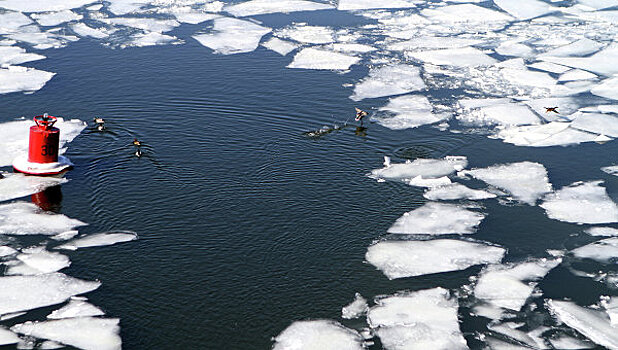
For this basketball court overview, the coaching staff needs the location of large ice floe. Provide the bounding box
[0,173,66,203]
[0,66,55,95]
[406,47,497,67]
[272,320,364,350]
[387,202,485,235]
[12,317,121,350]
[461,162,552,205]
[370,156,467,182]
[374,95,449,130]
[367,288,468,350]
[56,231,138,250]
[224,0,333,17]
[540,181,618,224]
[571,237,618,263]
[193,17,271,55]
[0,46,45,66]
[365,239,505,279]
[287,47,360,70]
[0,202,86,235]
[350,64,425,101]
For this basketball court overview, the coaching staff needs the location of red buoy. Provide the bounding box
[12,114,74,176]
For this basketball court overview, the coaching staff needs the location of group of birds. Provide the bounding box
[93,117,143,157]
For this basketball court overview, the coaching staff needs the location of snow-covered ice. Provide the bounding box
[225,0,333,17]
[495,122,599,147]
[0,46,45,66]
[528,61,570,74]
[0,12,33,34]
[387,36,483,51]
[387,202,485,235]
[47,299,105,319]
[56,231,137,250]
[540,38,603,58]
[585,227,618,236]
[30,10,83,26]
[571,237,618,263]
[375,95,448,130]
[407,47,496,67]
[276,25,334,44]
[365,239,505,279]
[350,65,425,101]
[540,181,618,224]
[287,47,359,70]
[0,246,18,257]
[193,17,271,54]
[423,183,497,201]
[102,17,180,33]
[129,32,178,47]
[341,293,367,319]
[0,202,87,235]
[496,41,533,58]
[12,317,121,350]
[541,44,618,77]
[462,162,552,205]
[0,66,55,95]
[273,320,364,350]
[370,156,467,181]
[261,37,297,56]
[559,69,597,82]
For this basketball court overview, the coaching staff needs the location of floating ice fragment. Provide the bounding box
[0,12,33,34]
[602,165,618,176]
[287,47,359,70]
[70,23,110,39]
[0,0,96,12]
[495,122,599,147]
[273,320,364,350]
[39,341,64,349]
[365,239,505,279]
[350,65,425,101]
[0,46,45,66]
[12,317,121,350]
[585,227,618,236]
[496,41,534,58]
[0,173,66,203]
[423,183,497,201]
[57,231,137,250]
[261,37,297,56]
[367,288,468,350]
[15,248,71,274]
[277,25,334,44]
[524,97,580,119]
[129,31,178,47]
[0,273,100,315]
[559,69,597,82]
[601,297,618,326]
[548,335,594,349]
[462,162,551,205]
[493,0,557,20]
[407,47,497,67]
[375,95,448,130]
[541,181,618,224]
[571,113,618,137]
[0,202,87,235]
[337,0,418,10]
[529,61,570,74]
[547,300,618,349]
[225,0,333,17]
[370,156,467,181]
[487,323,539,348]
[421,4,513,23]
[540,38,603,58]
[342,293,367,319]
[105,0,150,15]
[571,237,618,263]
[541,44,618,76]
[408,175,451,188]
[0,66,55,95]
[102,17,180,33]
[387,36,483,51]
[591,76,618,101]
[168,9,219,25]
[0,327,20,346]
[387,202,485,235]
[48,299,104,319]
[459,103,541,127]
[327,43,375,53]
[193,18,271,55]
[30,10,83,26]
[51,230,79,241]
[0,246,18,257]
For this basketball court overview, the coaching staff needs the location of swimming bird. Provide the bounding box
[93,117,105,131]
[132,139,142,147]
[133,139,142,157]
[544,107,559,114]
[355,107,368,126]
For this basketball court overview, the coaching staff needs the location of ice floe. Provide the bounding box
[528,61,570,74]
[406,47,496,67]
[0,0,96,12]
[559,69,598,82]
[350,65,425,101]
[70,23,110,39]
[387,36,483,51]
[48,299,105,319]
[571,237,618,263]
[193,17,271,55]
[365,239,505,279]
[30,10,83,26]
[0,273,100,315]
[602,165,618,176]
[370,156,467,181]
[0,327,20,346]
[102,17,180,33]
[0,173,66,203]
[276,25,334,44]
[540,38,603,58]
[387,202,485,235]
[570,112,618,137]
[374,95,448,130]
[0,66,55,95]
[548,335,594,349]
[585,227,618,236]
[128,31,178,47]
[423,183,497,201]
[287,47,359,70]
[0,246,18,257]
[0,12,33,34]
[493,0,557,20]
[547,299,618,349]
[8,30,78,50]
[496,41,534,58]
[56,231,137,250]
[367,288,468,350]
[421,4,514,23]
[540,181,618,224]
[13,248,71,275]
[341,293,367,320]
[459,102,541,127]
[12,317,121,350]
[0,46,45,66]
[337,0,418,11]
[225,0,333,17]
[462,162,551,205]
[39,341,64,349]
[0,202,87,235]
[591,76,618,101]
[273,320,364,350]
[495,122,599,147]
[261,37,297,56]
[541,44,618,77]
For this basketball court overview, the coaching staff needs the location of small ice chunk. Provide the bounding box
[548,335,594,349]
[0,66,55,95]
[540,38,603,58]
[367,288,468,350]
[225,0,333,17]
[51,230,79,241]
[261,37,297,56]
[169,9,219,25]
[342,293,368,319]
[601,297,618,326]
[387,36,483,51]
[287,47,359,70]
[0,46,45,66]
[0,0,96,12]
[540,181,618,224]
[375,95,448,130]
[0,273,100,315]
[529,61,570,74]
[0,202,87,235]
[493,0,557,20]
[70,23,109,39]
[273,320,363,350]
[30,10,83,26]
[460,103,541,127]
[56,231,137,250]
[0,173,66,203]
[407,47,497,67]
[571,112,618,137]
[571,237,618,263]
[350,64,426,101]
[462,162,551,205]
[558,69,597,82]
[48,299,104,319]
[585,227,618,236]
[423,183,497,201]
[327,43,375,53]
[0,246,18,257]
[129,32,177,47]
[16,248,70,274]
[408,175,451,188]
[421,4,514,23]
[370,156,467,181]
[487,323,538,348]
[387,202,485,235]
[102,17,180,33]
[365,239,505,279]
[591,76,618,101]
[277,25,334,44]
[0,327,20,346]
[547,299,618,349]
[39,341,64,349]
[12,317,121,350]
[602,165,618,176]
[193,18,271,55]
[496,41,533,58]
[337,0,418,10]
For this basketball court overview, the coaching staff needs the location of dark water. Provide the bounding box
[1,9,617,350]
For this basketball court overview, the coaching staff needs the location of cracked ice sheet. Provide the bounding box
[541,44,618,77]
[273,320,363,350]
[375,95,448,130]
[12,317,121,350]
[367,288,467,350]
[387,202,485,235]
[370,156,467,181]
[287,47,359,70]
[0,117,86,167]
[365,239,505,279]
[421,4,514,23]
[0,273,100,315]
[494,122,599,147]
[338,0,419,11]
[193,17,271,55]
[350,64,425,101]
[0,173,66,203]
[57,231,137,250]
[0,202,87,235]
[423,183,496,201]
[407,47,496,67]
[547,300,618,350]
[225,0,333,17]
[30,10,83,26]
[570,112,618,137]
[0,66,55,95]
[0,0,96,12]
[571,237,618,263]
[474,258,561,312]
[462,162,552,205]
[493,0,557,20]
[541,181,618,224]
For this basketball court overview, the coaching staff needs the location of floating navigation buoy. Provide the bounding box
[12,114,73,176]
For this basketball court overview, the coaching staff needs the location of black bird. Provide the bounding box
[544,107,559,114]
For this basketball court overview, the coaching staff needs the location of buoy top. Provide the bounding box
[34,114,57,130]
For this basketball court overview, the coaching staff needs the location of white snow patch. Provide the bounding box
[423,183,497,201]
[387,202,485,235]
[193,17,271,55]
[48,299,104,319]
[261,37,297,56]
[287,47,359,70]
[57,231,137,250]
[342,293,368,320]
[0,66,55,95]
[350,64,426,101]
[541,181,618,224]
[273,320,364,350]
[225,0,333,17]
[370,156,467,181]
[0,202,87,235]
[407,47,497,67]
[571,237,618,263]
